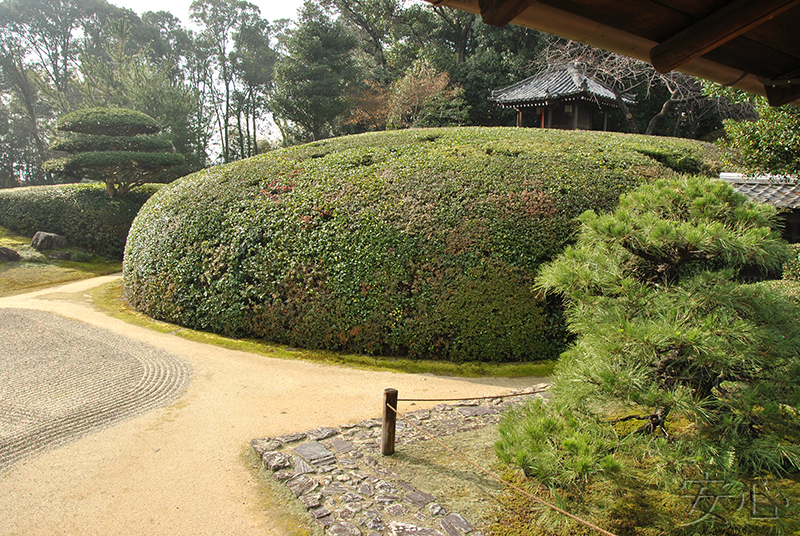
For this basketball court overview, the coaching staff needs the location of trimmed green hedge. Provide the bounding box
[0,183,158,258]
[57,108,161,136]
[124,127,722,362]
[50,134,174,154]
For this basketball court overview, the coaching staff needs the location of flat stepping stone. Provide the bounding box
[359,418,382,428]
[306,427,338,440]
[386,503,406,516]
[321,484,349,496]
[330,438,354,454]
[456,406,499,418]
[262,451,291,471]
[358,481,375,496]
[310,506,331,519]
[250,438,281,455]
[389,522,445,536]
[276,432,306,443]
[340,491,364,503]
[444,513,473,533]
[293,456,315,475]
[300,493,322,509]
[327,521,361,536]
[404,490,435,507]
[287,474,318,497]
[293,441,336,465]
[274,469,294,481]
[376,480,400,494]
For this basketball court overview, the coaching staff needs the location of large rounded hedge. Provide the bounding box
[124,128,720,362]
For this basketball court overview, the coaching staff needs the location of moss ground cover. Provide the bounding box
[94,279,554,377]
[0,227,121,296]
[124,127,722,363]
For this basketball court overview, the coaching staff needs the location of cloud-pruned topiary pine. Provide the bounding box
[43,108,185,198]
[497,175,800,534]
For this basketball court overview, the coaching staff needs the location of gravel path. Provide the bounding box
[0,276,540,536]
[0,308,191,469]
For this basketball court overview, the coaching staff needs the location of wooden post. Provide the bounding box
[381,388,398,456]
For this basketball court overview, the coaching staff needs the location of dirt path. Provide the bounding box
[0,276,538,536]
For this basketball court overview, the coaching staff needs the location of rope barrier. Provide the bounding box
[386,404,619,536]
[397,389,548,403]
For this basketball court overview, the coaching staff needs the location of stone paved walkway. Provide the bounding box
[252,386,548,536]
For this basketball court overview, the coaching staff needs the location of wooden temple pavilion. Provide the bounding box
[490,65,631,130]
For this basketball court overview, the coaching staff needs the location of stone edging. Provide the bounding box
[251,385,549,536]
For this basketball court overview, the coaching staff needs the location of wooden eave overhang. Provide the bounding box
[424,0,800,107]
[492,92,620,109]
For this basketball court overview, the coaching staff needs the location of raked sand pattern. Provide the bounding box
[0,308,191,469]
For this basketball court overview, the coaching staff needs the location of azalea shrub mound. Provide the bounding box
[124,127,720,362]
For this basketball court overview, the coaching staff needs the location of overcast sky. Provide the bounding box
[109,0,307,26]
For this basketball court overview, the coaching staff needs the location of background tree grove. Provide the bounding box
[0,0,776,185]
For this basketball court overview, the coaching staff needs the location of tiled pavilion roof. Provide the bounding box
[719,173,800,209]
[490,65,631,108]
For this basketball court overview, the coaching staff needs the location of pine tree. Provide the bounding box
[43,107,185,198]
[497,176,800,534]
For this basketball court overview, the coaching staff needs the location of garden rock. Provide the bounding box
[31,231,67,250]
[0,247,20,262]
[48,251,72,260]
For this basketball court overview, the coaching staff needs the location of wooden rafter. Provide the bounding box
[763,68,800,106]
[477,0,536,27]
[650,0,800,74]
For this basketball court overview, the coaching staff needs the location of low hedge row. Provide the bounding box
[124,127,722,362]
[0,183,157,258]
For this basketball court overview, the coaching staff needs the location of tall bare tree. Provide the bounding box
[539,38,752,137]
